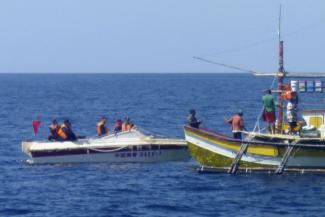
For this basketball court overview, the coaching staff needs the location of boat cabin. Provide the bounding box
[302,109,325,137]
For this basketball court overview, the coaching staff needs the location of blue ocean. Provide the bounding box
[1,73,325,217]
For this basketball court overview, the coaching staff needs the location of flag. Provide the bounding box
[32,120,41,136]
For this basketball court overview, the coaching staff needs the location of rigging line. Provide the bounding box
[193,58,277,133]
[282,18,325,39]
[199,36,277,58]
[193,56,277,133]
[198,18,324,59]
[193,56,260,74]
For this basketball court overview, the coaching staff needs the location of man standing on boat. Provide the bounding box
[262,89,276,134]
[225,110,246,140]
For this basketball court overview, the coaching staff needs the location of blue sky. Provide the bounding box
[0,1,324,73]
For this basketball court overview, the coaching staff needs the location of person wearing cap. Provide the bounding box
[286,102,297,134]
[57,119,77,141]
[48,119,59,141]
[97,116,108,137]
[225,110,246,139]
[262,89,276,134]
[187,109,201,129]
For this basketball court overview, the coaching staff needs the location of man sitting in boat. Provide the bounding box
[112,119,123,134]
[122,116,134,131]
[187,109,201,129]
[57,119,77,141]
[262,89,276,134]
[225,110,246,139]
[48,119,59,141]
[97,116,108,137]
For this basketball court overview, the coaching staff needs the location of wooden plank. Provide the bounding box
[228,142,249,174]
[275,140,299,174]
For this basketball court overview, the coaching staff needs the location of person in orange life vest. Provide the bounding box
[122,116,134,131]
[57,119,77,141]
[97,116,108,137]
[225,110,246,140]
[48,119,59,141]
[113,119,123,134]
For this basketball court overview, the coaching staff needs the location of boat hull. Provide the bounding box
[184,126,325,169]
[22,129,190,164]
[26,147,189,164]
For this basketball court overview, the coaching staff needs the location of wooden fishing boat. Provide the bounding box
[185,8,325,174]
[185,125,325,172]
[22,128,189,164]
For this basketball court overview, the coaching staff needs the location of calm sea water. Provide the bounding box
[1,73,325,217]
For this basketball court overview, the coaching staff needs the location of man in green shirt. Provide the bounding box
[262,89,276,134]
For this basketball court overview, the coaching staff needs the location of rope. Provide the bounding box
[193,56,260,74]
[199,37,276,58]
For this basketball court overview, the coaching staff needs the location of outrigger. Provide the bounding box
[185,7,325,174]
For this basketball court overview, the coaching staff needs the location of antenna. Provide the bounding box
[278,4,282,41]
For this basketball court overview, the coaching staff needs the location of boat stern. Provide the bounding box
[22,140,34,157]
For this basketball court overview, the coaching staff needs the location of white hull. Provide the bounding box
[27,149,189,164]
[22,129,189,164]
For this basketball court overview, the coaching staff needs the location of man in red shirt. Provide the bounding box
[225,110,246,140]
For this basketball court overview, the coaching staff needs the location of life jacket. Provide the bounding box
[282,90,295,100]
[97,121,108,136]
[122,122,133,131]
[57,124,68,140]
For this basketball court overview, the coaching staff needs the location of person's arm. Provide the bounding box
[225,117,233,124]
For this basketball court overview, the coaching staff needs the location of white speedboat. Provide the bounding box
[22,129,189,164]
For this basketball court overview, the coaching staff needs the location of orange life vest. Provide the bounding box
[122,123,133,131]
[57,124,68,140]
[97,121,108,136]
[281,90,296,100]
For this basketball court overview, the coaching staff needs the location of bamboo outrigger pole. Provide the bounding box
[277,5,285,134]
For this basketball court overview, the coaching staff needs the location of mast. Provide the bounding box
[277,5,285,133]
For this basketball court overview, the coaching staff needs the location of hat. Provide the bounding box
[238,109,243,115]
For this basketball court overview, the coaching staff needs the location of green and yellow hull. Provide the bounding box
[184,125,325,170]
